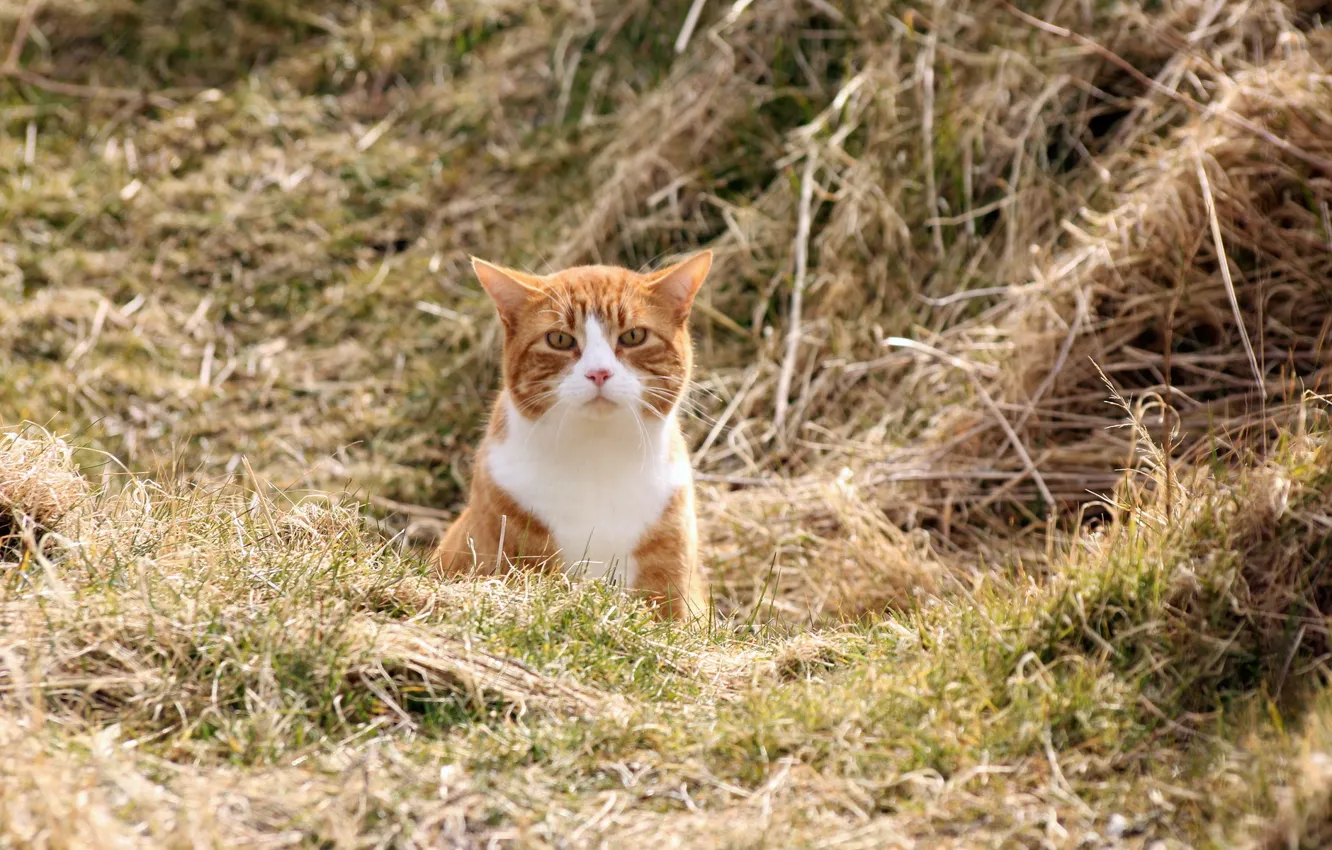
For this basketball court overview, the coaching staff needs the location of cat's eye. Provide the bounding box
[618,328,648,347]
[546,331,577,351]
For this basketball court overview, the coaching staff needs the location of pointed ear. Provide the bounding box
[472,257,541,327]
[647,250,712,319]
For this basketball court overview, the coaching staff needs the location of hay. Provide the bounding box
[794,22,1332,553]
[701,473,944,623]
[0,431,88,559]
[347,619,619,722]
[962,40,1332,487]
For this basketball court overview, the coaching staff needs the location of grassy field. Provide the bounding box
[3,0,1332,846]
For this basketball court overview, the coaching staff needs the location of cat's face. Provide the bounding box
[473,253,711,421]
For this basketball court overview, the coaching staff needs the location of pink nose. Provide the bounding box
[585,368,612,387]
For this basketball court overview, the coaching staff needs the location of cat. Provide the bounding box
[434,252,713,620]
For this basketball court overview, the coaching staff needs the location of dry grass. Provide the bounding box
[5,0,1332,845]
[0,429,88,557]
[912,35,1332,510]
[4,413,1332,846]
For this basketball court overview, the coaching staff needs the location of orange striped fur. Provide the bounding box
[435,253,712,620]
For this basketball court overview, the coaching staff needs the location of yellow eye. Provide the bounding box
[546,331,576,351]
[618,327,648,347]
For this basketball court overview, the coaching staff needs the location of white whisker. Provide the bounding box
[630,402,651,474]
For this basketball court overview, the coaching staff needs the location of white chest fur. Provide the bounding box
[486,395,690,584]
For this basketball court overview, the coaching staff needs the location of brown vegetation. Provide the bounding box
[3,0,1332,845]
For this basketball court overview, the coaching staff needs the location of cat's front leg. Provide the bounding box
[631,488,708,620]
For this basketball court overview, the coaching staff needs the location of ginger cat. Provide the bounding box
[435,252,713,620]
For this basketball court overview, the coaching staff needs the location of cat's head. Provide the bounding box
[472,253,712,421]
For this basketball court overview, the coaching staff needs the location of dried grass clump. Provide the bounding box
[346,619,620,722]
[274,498,364,548]
[679,0,1319,467]
[894,31,1332,521]
[702,473,945,622]
[0,431,88,558]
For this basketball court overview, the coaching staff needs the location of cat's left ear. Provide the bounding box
[472,257,542,329]
[647,250,712,320]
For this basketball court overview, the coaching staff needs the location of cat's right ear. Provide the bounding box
[472,258,540,328]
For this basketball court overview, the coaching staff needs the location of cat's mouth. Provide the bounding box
[584,395,618,413]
